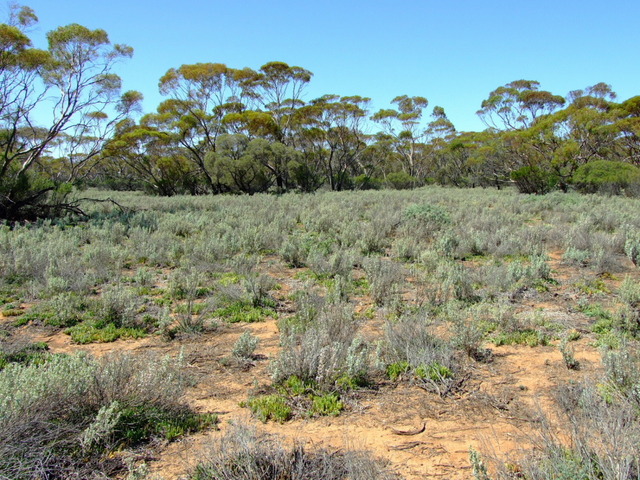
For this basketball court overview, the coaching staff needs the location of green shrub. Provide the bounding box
[511,165,558,194]
[271,303,370,390]
[573,160,640,195]
[246,394,292,423]
[311,393,343,416]
[385,171,417,190]
[383,313,456,375]
[363,257,403,306]
[403,202,450,228]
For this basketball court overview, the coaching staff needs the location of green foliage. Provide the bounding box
[66,322,146,344]
[311,393,343,416]
[573,160,640,195]
[469,448,491,480]
[414,361,453,381]
[511,165,558,194]
[0,341,49,370]
[403,202,450,229]
[386,361,410,381]
[246,394,292,423]
[559,338,580,370]
[113,404,216,445]
[385,171,417,189]
[492,329,548,347]
[212,301,276,323]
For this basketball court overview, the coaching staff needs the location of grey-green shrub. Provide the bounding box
[0,351,194,480]
[271,303,369,389]
[232,331,260,359]
[363,257,403,306]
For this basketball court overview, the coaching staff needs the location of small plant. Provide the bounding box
[363,257,403,306]
[563,247,590,267]
[469,448,491,480]
[403,202,450,230]
[282,375,315,396]
[560,338,580,370]
[232,331,260,359]
[212,301,276,323]
[492,329,548,347]
[96,285,141,328]
[271,303,370,391]
[246,394,292,423]
[1,306,23,317]
[452,315,487,360]
[386,361,410,381]
[576,278,611,295]
[618,275,640,306]
[310,393,343,416]
[415,361,453,382]
[625,234,640,267]
[0,340,49,370]
[66,323,146,344]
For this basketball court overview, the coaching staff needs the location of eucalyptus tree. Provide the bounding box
[255,61,312,145]
[614,96,640,165]
[155,63,258,192]
[372,95,430,179]
[0,5,140,219]
[298,95,370,191]
[207,134,272,194]
[525,83,621,191]
[101,117,198,195]
[477,80,565,131]
[474,81,566,192]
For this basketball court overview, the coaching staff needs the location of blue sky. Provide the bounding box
[12,0,640,132]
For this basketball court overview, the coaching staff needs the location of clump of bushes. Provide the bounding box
[250,302,369,422]
[381,312,460,396]
[271,302,369,390]
[0,352,215,479]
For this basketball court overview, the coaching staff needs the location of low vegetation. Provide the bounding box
[0,351,215,479]
[1,185,639,478]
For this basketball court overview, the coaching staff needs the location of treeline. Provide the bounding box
[2,6,640,219]
[92,72,640,197]
[93,72,640,197]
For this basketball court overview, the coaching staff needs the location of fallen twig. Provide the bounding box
[388,441,425,451]
[390,423,426,436]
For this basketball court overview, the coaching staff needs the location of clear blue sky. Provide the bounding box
[12,0,640,132]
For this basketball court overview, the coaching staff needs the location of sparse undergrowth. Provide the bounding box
[190,422,399,480]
